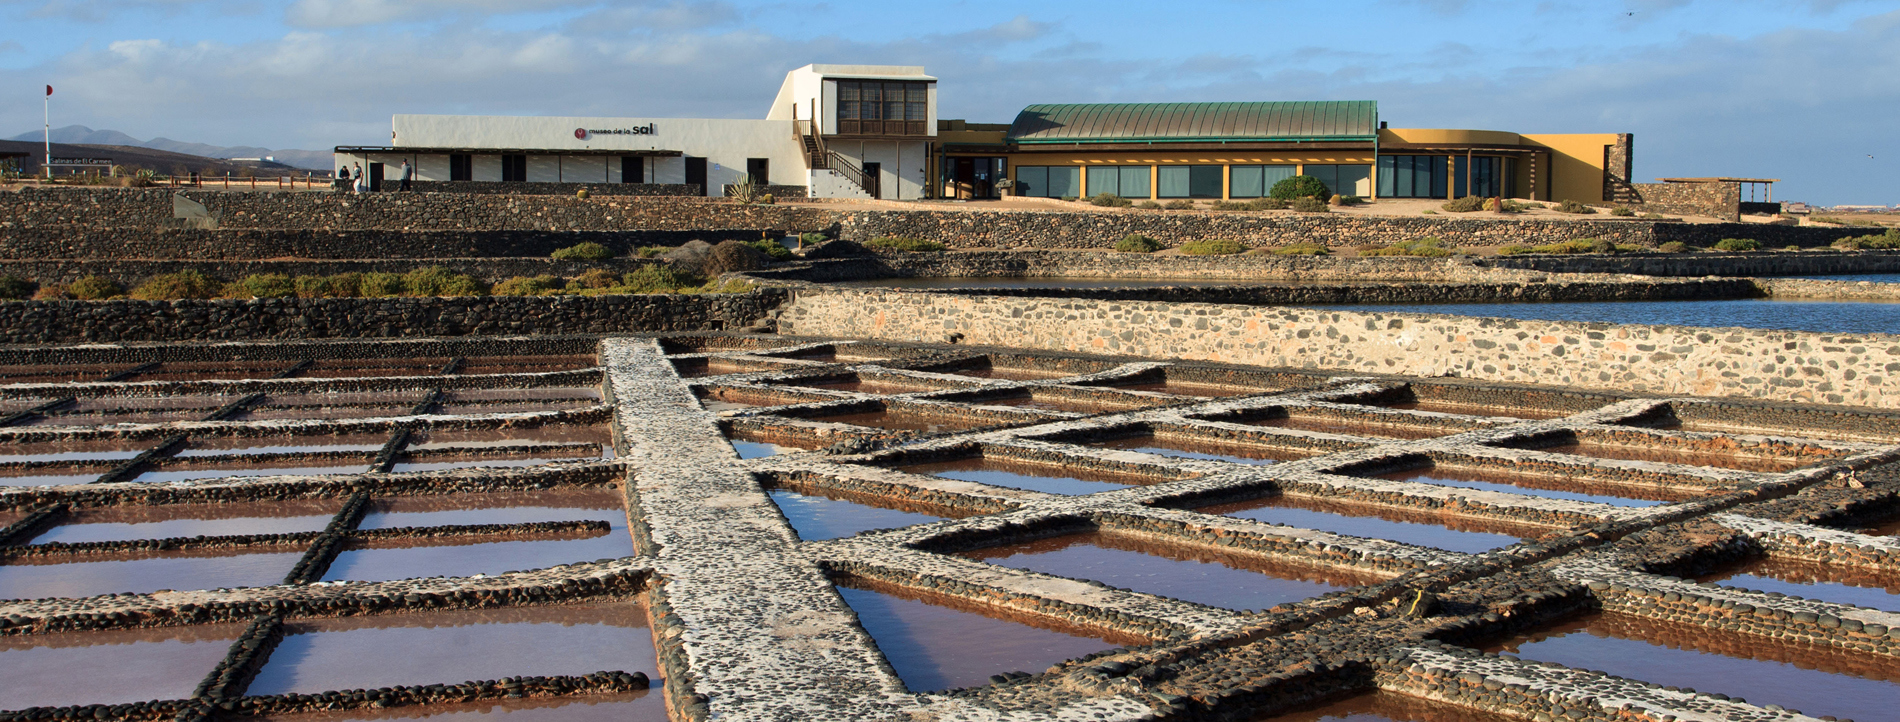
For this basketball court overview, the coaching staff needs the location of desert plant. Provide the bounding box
[0,276,35,300]
[1059,196,1077,202]
[1090,193,1131,208]
[1610,206,1635,217]
[1272,243,1330,256]
[1209,200,1248,211]
[296,273,363,298]
[1497,199,1535,213]
[1134,200,1162,210]
[1657,241,1689,253]
[1269,175,1331,202]
[68,276,123,300]
[574,269,621,289]
[866,236,947,252]
[1333,195,1364,206]
[1833,228,1900,250]
[575,189,590,200]
[130,270,221,300]
[635,246,670,258]
[402,267,484,297]
[1163,199,1196,210]
[1441,196,1485,213]
[1361,238,1453,257]
[621,264,704,293]
[220,274,297,299]
[1555,199,1596,214]
[1712,238,1761,252]
[706,240,772,275]
[1178,239,1248,255]
[551,242,614,261]
[1115,234,1163,253]
[360,272,405,297]
[33,284,69,300]
[798,232,828,248]
[748,238,794,260]
[1290,196,1330,213]
[1244,197,1288,211]
[727,174,762,204]
[492,275,567,296]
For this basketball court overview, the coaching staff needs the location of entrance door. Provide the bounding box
[745,158,769,186]
[368,162,384,192]
[622,157,643,184]
[861,162,881,199]
[684,157,708,195]
[952,158,974,199]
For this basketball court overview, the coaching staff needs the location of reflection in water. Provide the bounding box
[1249,416,1450,440]
[322,519,633,582]
[1202,496,1529,554]
[1375,467,1674,508]
[902,458,1140,495]
[0,623,243,710]
[1094,435,1297,465]
[1770,273,1900,283]
[30,500,341,544]
[1249,691,1521,722]
[1483,613,1900,722]
[357,490,625,530]
[258,692,668,722]
[0,549,302,599]
[1535,441,1815,473]
[959,531,1376,610]
[818,411,986,434]
[1377,400,1567,420]
[249,604,660,707]
[733,440,797,459]
[0,471,107,487]
[1312,299,1900,335]
[1869,515,1900,537]
[1697,556,1899,612]
[135,465,371,483]
[834,582,1135,692]
[768,488,944,540]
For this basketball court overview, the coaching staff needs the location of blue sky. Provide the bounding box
[2,0,1896,203]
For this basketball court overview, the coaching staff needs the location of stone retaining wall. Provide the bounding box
[1480,248,1900,277]
[0,227,770,260]
[1628,181,1740,221]
[407,181,700,196]
[0,290,782,344]
[0,258,662,286]
[777,288,1900,408]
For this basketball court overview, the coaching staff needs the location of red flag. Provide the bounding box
[45,85,52,96]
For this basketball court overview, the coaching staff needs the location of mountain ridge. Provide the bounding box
[7,125,331,170]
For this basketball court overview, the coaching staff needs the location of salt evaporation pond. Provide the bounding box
[1309,298,1900,335]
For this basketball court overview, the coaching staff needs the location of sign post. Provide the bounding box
[43,85,52,180]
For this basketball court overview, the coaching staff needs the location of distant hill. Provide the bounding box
[0,139,325,178]
[7,125,332,171]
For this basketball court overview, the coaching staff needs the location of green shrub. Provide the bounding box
[1163,199,1196,210]
[1290,196,1329,213]
[1555,199,1596,214]
[1834,228,1900,250]
[1498,245,1533,255]
[295,273,363,298]
[1498,239,1625,255]
[866,236,946,252]
[635,246,670,258]
[360,272,404,297]
[1269,175,1331,201]
[1441,196,1485,212]
[1333,195,1364,206]
[1134,200,1162,210]
[1245,197,1289,211]
[1499,200,1537,213]
[220,273,297,299]
[1272,243,1330,256]
[798,232,828,247]
[492,275,567,296]
[402,266,485,297]
[1712,237,1761,252]
[0,276,35,300]
[748,238,794,260]
[1209,200,1247,211]
[1178,239,1248,255]
[1784,245,1802,251]
[1657,241,1689,253]
[621,264,705,293]
[550,242,614,261]
[1114,234,1163,253]
[1090,193,1131,207]
[1361,238,1453,257]
[1610,206,1635,217]
[575,269,620,289]
[1640,212,1667,219]
[131,270,221,300]
[68,276,123,300]
[1059,195,1078,202]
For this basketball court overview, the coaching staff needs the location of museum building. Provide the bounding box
[334,63,1632,204]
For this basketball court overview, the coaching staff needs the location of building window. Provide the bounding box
[1377,156,1446,198]
[746,158,769,186]
[1014,166,1079,198]
[1228,165,1296,198]
[1157,165,1222,199]
[1085,165,1152,199]
[622,157,644,184]
[1303,164,1373,198]
[450,154,472,182]
[501,154,527,183]
[837,80,929,135]
[1452,156,1510,198]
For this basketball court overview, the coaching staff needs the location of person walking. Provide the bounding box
[398,159,413,191]
[353,163,368,193]
[335,165,350,193]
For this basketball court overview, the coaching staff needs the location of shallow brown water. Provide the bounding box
[248,604,658,697]
[357,489,624,529]
[29,499,341,544]
[1535,441,1815,473]
[1199,495,1538,554]
[960,531,1378,610]
[1481,612,1900,722]
[0,549,303,599]
[0,622,244,709]
[1374,466,1686,508]
[819,410,990,434]
[768,487,946,540]
[323,492,633,582]
[1093,435,1306,465]
[1249,691,1521,722]
[900,457,1150,495]
[1696,556,1899,612]
[1249,415,1452,440]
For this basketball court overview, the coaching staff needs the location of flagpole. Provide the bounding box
[43,86,51,180]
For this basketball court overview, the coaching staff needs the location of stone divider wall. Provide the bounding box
[776,288,1900,408]
[0,257,662,286]
[1480,249,1900,277]
[407,181,701,196]
[0,290,782,344]
[0,228,768,260]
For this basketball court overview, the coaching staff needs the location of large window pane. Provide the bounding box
[1262,165,1296,194]
[1306,165,1340,196]
[1430,157,1448,199]
[1157,166,1191,198]
[1395,158,1413,197]
[1188,165,1222,198]
[1087,166,1120,197]
[1452,156,1468,198]
[1119,166,1151,199]
[1047,166,1080,198]
[1377,156,1396,197]
[1336,165,1372,197]
[1017,166,1049,197]
[1230,166,1264,198]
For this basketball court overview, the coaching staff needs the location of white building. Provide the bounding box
[333,64,935,200]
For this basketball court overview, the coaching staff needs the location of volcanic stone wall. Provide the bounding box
[407,181,701,196]
[778,288,1900,408]
[0,290,783,344]
[0,227,768,260]
[0,257,662,286]
[1627,181,1740,221]
[1480,248,1900,277]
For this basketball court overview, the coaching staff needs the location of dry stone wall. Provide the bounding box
[777,288,1900,408]
[0,257,663,287]
[407,181,700,196]
[0,227,767,260]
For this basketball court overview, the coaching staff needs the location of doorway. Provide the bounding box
[861,161,882,199]
[949,157,1003,199]
[368,162,384,192]
[745,158,770,186]
[685,157,708,196]
[622,157,644,184]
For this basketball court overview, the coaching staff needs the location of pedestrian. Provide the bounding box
[354,163,368,193]
[335,165,350,193]
[399,159,413,191]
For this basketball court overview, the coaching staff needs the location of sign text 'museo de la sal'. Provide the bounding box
[574,125,657,140]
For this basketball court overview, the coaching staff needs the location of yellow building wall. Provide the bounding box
[999,150,1376,199]
[1379,128,1522,146]
[1520,133,1619,204]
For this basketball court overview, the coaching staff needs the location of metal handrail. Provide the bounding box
[824,151,871,195]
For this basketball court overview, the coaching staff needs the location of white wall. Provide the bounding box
[417,154,450,182]
[394,114,803,191]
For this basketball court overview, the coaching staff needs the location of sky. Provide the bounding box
[1,0,1896,204]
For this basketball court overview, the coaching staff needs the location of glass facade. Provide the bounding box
[1298,165,1371,198]
[1015,166,1080,198]
[1228,165,1297,198]
[1451,156,1513,198]
[1377,155,1447,199]
[1157,165,1223,198]
[1085,166,1152,198]
[836,81,929,135]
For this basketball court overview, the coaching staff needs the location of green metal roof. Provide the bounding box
[1005,101,1378,144]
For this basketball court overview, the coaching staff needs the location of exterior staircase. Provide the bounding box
[795,119,874,199]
